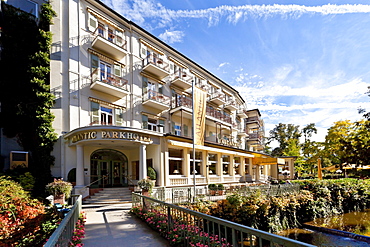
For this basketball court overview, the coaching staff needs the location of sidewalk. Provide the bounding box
[82,203,170,247]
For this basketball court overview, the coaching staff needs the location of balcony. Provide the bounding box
[246,116,262,125]
[237,109,247,119]
[170,95,193,119]
[142,54,170,79]
[90,68,129,98]
[248,133,263,141]
[224,100,238,111]
[209,92,226,106]
[91,27,128,60]
[171,71,193,90]
[206,106,232,125]
[142,89,171,111]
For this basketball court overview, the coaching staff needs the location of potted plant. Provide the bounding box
[137,177,154,196]
[46,178,73,205]
[147,167,157,183]
[208,184,217,196]
[217,184,225,195]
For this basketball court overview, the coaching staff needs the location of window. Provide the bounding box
[142,115,164,133]
[90,101,123,125]
[190,151,202,175]
[169,149,183,175]
[91,54,123,88]
[174,124,181,136]
[222,155,230,175]
[208,154,217,175]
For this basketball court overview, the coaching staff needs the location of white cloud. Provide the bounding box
[158,30,185,44]
[217,62,229,69]
[103,1,370,28]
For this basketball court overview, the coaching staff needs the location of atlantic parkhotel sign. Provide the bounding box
[69,130,153,144]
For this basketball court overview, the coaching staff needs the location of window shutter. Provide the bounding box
[91,101,100,124]
[184,125,188,137]
[115,30,123,46]
[142,77,148,95]
[142,115,148,129]
[115,108,123,125]
[158,84,163,94]
[91,54,99,69]
[88,13,98,32]
[171,121,175,134]
[159,119,165,133]
[114,64,121,77]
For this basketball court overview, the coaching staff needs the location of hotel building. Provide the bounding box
[2,0,295,198]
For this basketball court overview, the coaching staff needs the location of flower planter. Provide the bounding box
[54,193,65,205]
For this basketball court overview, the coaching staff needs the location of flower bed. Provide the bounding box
[69,212,86,247]
[130,206,230,246]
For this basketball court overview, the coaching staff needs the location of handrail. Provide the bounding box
[132,193,315,247]
[75,175,107,195]
[124,174,136,190]
[44,195,82,247]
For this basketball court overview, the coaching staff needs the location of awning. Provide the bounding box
[87,7,124,31]
[140,39,164,55]
[253,157,285,165]
[168,140,254,158]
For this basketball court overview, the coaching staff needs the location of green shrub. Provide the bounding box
[147,167,157,180]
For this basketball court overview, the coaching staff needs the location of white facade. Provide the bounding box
[49,0,284,196]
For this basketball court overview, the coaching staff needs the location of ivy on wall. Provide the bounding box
[0,2,58,195]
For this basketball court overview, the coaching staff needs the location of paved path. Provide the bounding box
[82,203,170,247]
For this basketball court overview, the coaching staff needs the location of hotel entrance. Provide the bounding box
[90,149,128,187]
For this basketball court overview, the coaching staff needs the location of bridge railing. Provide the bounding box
[132,193,314,247]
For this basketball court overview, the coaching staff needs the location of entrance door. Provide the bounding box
[90,149,128,188]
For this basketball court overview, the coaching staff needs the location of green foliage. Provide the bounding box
[19,172,36,190]
[45,179,73,199]
[0,2,57,195]
[138,178,154,192]
[147,167,157,180]
[217,184,224,190]
[191,179,370,233]
[208,184,217,190]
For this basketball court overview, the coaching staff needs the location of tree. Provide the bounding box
[324,120,353,168]
[0,2,57,195]
[267,123,301,157]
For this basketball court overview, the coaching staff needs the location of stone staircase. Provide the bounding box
[83,187,133,205]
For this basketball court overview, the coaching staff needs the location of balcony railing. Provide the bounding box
[209,91,226,105]
[93,26,128,50]
[142,54,170,79]
[224,100,238,111]
[248,133,263,140]
[90,68,129,97]
[206,106,232,124]
[246,116,261,123]
[171,70,193,89]
[237,109,248,118]
[143,89,171,110]
[173,95,192,109]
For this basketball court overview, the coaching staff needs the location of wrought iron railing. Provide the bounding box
[44,195,82,247]
[143,54,170,72]
[152,184,300,204]
[143,89,171,105]
[131,193,314,247]
[92,26,127,50]
[91,68,129,90]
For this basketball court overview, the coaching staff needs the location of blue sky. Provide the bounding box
[102,0,370,142]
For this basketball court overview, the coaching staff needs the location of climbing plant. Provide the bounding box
[0,2,57,195]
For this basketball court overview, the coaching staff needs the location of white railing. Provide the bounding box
[170,177,189,186]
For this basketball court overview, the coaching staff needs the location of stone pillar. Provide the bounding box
[76,144,84,186]
[139,144,147,180]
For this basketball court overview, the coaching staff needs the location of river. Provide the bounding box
[277,209,370,246]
